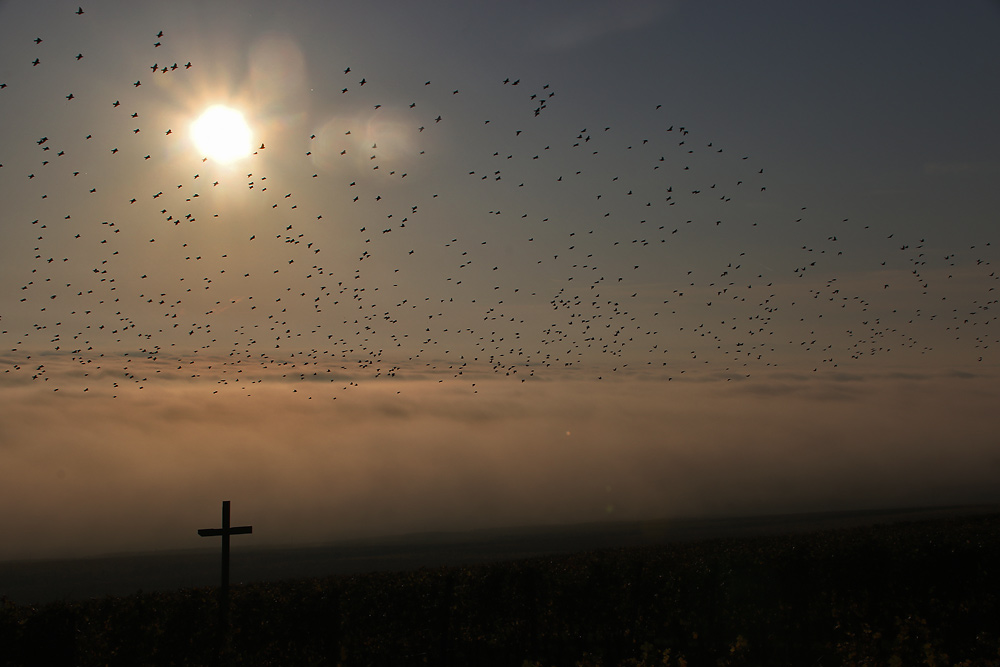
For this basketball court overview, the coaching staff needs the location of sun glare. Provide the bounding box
[191,105,253,163]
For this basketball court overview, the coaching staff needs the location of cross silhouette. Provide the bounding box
[198,500,252,634]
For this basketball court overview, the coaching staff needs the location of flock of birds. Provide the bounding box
[1,5,997,399]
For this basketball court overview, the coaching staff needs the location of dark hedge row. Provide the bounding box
[3,513,1000,666]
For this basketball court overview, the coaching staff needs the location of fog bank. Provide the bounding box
[1,372,998,560]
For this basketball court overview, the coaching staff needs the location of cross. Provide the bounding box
[198,500,252,634]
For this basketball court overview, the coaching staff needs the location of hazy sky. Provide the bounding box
[1,1,998,560]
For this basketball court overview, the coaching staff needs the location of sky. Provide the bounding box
[0,0,998,561]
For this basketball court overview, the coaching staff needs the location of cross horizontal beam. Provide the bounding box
[198,526,252,537]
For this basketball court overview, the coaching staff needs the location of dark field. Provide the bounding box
[3,507,1000,666]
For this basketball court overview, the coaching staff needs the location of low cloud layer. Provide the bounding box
[1,371,998,560]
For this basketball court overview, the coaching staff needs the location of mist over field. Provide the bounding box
[1,370,997,560]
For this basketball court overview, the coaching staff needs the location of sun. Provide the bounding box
[190,105,253,163]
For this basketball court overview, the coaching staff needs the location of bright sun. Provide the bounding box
[191,105,253,163]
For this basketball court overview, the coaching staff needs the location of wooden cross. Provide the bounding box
[198,500,252,634]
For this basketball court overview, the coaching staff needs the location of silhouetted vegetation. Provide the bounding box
[3,513,1000,666]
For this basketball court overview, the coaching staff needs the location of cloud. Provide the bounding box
[526,0,677,52]
[922,161,1000,176]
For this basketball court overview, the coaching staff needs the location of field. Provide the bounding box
[3,511,1000,666]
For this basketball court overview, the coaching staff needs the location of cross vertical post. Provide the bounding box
[198,500,252,638]
[222,501,231,599]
